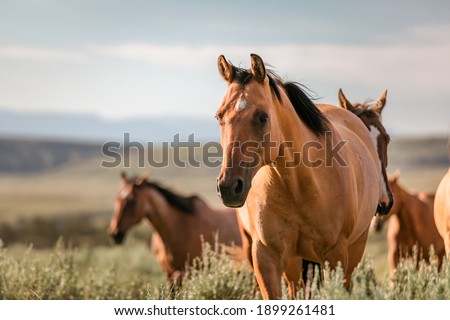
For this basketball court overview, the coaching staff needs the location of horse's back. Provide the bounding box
[434,168,450,254]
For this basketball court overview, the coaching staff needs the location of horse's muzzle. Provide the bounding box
[376,195,394,216]
[372,216,385,232]
[110,230,126,244]
[217,177,247,208]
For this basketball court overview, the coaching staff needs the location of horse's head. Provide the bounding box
[339,89,393,215]
[215,54,282,207]
[387,170,401,214]
[108,172,149,244]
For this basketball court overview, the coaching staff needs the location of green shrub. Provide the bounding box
[387,248,450,299]
[1,238,449,300]
[0,239,156,299]
[177,242,260,300]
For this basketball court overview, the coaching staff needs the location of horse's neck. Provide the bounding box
[143,187,187,250]
[396,187,426,232]
[271,96,326,197]
[274,95,321,153]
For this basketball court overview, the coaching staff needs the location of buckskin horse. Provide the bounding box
[215,54,390,299]
[108,172,242,285]
[434,168,450,257]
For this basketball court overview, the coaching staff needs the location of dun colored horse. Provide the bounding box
[338,89,393,215]
[434,168,450,256]
[374,172,445,278]
[215,54,389,299]
[108,172,242,285]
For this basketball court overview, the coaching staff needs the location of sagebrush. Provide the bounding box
[1,239,449,300]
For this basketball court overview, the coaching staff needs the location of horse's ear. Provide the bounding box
[390,169,400,183]
[135,179,144,187]
[373,89,388,114]
[250,53,266,83]
[217,55,234,84]
[338,88,354,111]
[120,171,127,184]
[135,172,149,187]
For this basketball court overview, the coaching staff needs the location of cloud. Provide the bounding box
[1,22,449,136]
[86,22,450,81]
[2,22,449,85]
[89,43,240,69]
[0,45,88,62]
[87,38,450,95]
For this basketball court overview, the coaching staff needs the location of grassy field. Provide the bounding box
[0,136,449,299]
[1,239,450,300]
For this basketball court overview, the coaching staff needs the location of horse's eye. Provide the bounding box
[259,113,269,126]
[215,114,224,125]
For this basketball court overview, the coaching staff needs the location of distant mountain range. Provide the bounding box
[0,110,220,143]
[0,110,448,174]
[1,109,448,143]
[0,135,448,174]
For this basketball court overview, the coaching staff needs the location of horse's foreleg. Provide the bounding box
[252,240,283,299]
[345,230,369,289]
[323,241,349,288]
[388,240,399,282]
[445,231,450,259]
[283,256,302,299]
[241,227,254,271]
[167,270,182,298]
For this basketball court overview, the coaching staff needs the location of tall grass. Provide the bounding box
[1,239,449,300]
[0,239,160,299]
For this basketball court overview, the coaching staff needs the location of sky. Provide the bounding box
[0,0,449,136]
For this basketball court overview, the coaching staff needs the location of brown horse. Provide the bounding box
[338,89,393,216]
[215,54,389,299]
[434,168,450,256]
[374,172,445,279]
[108,172,242,285]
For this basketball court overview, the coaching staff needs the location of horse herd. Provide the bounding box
[108,54,450,299]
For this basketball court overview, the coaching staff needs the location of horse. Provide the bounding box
[374,172,445,279]
[215,54,390,299]
[108,172,242,285]
[434,168,450,256]
[338,89,394,216]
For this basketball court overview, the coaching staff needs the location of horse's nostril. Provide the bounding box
[233,179,244,195]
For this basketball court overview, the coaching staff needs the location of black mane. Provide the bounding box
[142,180,197,214]
[231,66,329,136]
[147,181,197,214]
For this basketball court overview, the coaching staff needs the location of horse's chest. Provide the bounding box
[237,206,251,233]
